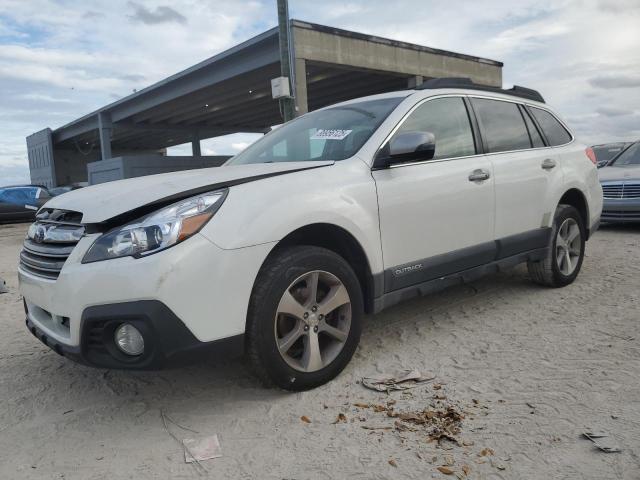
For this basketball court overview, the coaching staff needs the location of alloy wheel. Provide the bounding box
[555,218,581,276]
[274,270,352,373]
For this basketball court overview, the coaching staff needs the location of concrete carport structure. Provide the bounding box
[26,20,503,187]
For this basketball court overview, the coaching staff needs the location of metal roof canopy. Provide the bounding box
[48,20,502,153]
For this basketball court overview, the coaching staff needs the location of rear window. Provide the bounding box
[529,107,572,146]
[471,98,531,153]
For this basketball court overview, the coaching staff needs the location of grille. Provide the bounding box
[20,211,84,280]
[602,182,640,199]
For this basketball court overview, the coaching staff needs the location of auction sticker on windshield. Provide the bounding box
[311,129,352,140]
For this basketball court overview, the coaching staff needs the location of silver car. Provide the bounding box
[599,141,640,223]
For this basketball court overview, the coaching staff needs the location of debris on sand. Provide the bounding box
[361,369,436,392]
[0,277,7,294]
[183,435,223,463]
[332,413,348,424]
[354,399,465,445]
[583,431,622,453]
[300,415,312,424]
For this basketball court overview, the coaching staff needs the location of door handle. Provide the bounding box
[468,169,490,182]
[541,158,557,170]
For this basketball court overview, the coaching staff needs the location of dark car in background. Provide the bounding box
[0,185,51,223]
[598,141,640,223]
[592,142,633,168]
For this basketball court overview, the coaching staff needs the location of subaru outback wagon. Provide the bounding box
[19,78,603,390]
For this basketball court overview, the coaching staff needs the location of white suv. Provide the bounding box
[19,78,603,390]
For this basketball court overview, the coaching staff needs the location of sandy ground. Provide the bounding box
[0,221,639,479]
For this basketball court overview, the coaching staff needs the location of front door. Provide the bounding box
[372,96,495,293]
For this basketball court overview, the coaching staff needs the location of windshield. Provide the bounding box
[227,97,404,165]
[611,142,640,166]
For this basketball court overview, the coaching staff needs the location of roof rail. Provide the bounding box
[415,77,545,103]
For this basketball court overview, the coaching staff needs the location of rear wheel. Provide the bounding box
[528,204,585,287]
[246,246,363,391]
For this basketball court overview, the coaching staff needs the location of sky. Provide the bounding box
[0,0,639,185]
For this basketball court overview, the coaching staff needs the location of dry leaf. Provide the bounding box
[332,413,347,424]
[300,416,311,424]
[479,447,495,456]
[462,465,470,475]
[388,459,398,467]
[437,466,454,475]
[353,402,369,408]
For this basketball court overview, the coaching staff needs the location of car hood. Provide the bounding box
[599,165,640,182]
[42,161,334,224]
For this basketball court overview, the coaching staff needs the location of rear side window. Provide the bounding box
[529,107,572,146]
[471,98,531,153]
[521,108,545,148]
[395,97,476,160]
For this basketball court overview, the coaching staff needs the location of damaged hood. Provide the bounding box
[43,161,333,224]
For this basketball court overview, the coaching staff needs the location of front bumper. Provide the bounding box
[25,300,244,369]
[19,232,275,369]
[601,197,640,223]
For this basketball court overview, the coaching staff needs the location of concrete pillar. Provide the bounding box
[191,134,201,156]
[98,112,112,160]
[407,75,424,89]
[294,57,308,116]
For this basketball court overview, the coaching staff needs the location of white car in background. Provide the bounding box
[18,78,602,391]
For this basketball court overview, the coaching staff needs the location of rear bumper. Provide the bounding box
[25,299,244,369]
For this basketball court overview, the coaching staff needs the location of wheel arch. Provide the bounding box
[261,223,379,314]
[558,188,591,239]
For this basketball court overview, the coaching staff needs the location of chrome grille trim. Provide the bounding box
[19,212,84,280]
[602,182,640,199]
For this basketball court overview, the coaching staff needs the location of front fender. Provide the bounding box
[200,159,384,275]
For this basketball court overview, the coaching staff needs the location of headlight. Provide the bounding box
[82,189,227,263]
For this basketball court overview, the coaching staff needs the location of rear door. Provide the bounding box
[373,95,495,293]
[471,97,564,255]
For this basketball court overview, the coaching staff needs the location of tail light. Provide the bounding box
[585,147,597,165]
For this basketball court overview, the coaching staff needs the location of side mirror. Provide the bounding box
[374,131,436,169]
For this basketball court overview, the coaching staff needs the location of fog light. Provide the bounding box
[114,323,144,356]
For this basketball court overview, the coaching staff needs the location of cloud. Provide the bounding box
[596,106,634,117]
[231,142,249,152]
[1,0,639,183]
[127,2,187,25]
[589,75,640,89]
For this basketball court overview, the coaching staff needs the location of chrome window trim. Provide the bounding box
[372,92,575,171]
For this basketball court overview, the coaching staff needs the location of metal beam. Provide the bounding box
[192,134,201,156]
[277,0,295,122]
[98,112,112,160]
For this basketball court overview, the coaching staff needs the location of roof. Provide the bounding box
[45,20,503,152]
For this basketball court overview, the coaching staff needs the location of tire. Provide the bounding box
[527,204,586,287]
[246,245,363,391]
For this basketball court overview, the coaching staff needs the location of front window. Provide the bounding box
[611,142,640,166]
[227,97,404,165]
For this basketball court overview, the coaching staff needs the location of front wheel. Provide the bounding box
[527,204,586,287]
[246,246,363,391]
